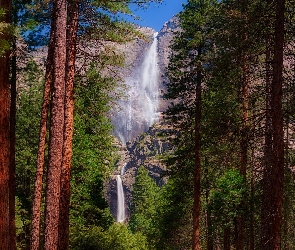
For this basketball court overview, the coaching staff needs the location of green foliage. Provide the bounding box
[156,162,194,250]
[0,38,10,55]
[0,7,14,56]
[208,169,247,227]
[71,224,149,250]
[15,59,44,247]
[70,64,120,230]
[129,166,161,249]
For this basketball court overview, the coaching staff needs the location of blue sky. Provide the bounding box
[124,0,187,31]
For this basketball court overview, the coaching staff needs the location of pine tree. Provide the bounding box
[0,1,12,248]
[43,0,67,248]
[129,166,160,248]
[58,1,79,248]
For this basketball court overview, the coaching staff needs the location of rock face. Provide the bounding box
[107,119,174,221]
[157,15,180,112]
[110,17,179,144]
[107,17,179,221]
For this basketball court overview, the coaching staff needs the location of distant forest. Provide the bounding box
[0,0,295,249]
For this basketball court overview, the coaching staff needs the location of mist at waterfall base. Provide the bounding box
[112,33,160,144]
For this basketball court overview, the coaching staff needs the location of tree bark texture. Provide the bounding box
[43,0,67,248]
[261,0,285,249]
[9,37,17,250]
[30,20,55,250]
[192,57,202,250]
[0,0,11,248]
[261,35,273,250]
[58,1,79,249]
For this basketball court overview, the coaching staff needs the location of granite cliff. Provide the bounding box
[107,16,179,221]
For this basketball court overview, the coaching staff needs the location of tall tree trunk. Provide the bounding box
[261,27,273,250]
[237,51,249,250]
[0,0,11,248]
[58,1,79,249]
[249,146,255,250]
[223,227,231,250]
[192,48,202,250]
[236,2,249,245]
[43,0,67,248]
[269,0,285,247]
[261,0,285,249]
[9,36,17,250]
[30,20,55,250]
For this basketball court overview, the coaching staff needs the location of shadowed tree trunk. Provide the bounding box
[30,19,55,250]
[193,47,202,250]
[223,227,231,250]
[236,2,249,247]
[236,44,249,250]
[0,0,12,248]
[43,0,67,248]
[261,33,273,250]
[58,0,79,249]
[261,0,285,248]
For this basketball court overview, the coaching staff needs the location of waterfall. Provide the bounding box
[112,32,160,143]
[120,163,127,175]
[116,175,125,222]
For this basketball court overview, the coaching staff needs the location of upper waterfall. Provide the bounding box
[112,33,160,144]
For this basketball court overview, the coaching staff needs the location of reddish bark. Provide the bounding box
[43,0,67,248]
[9,37,17,250]
[30,20,55,250]
[58,1,79,249]
[0,43,10,250]
[0,0,11,248]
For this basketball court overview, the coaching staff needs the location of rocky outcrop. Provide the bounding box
[157,15,180,112]
[106,118,174,221]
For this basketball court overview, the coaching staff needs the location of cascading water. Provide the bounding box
[116,175,125,222]
[112,32,160,144]
[120,163,127,175]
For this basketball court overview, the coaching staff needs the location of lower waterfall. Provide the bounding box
[116,175,125,222]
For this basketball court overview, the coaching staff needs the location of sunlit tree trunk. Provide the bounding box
[43,0,67,248]
[30,20,55,250]
[58,0,79,249]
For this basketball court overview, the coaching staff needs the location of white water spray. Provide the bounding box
[113,33,160,143]
[116,175,125,222]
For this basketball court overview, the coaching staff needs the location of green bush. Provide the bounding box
[71,224,149,250]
